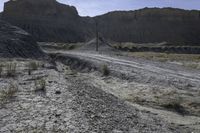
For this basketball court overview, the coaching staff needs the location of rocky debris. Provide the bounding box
[2,0,200,45]
[67,78,179,133]
[0,20,45,58]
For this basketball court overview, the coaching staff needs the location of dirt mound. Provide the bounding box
[0,20,45,58]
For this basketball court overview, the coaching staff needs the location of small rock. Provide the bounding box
[48,81,53,83]
[55,90,61,95]
[55,114,61,118]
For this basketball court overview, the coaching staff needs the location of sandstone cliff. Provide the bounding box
[0,20,45,58]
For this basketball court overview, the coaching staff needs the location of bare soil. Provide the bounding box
[1,44,200,132]
[0,59,185,133]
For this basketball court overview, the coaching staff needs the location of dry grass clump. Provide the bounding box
[29,61,39,70]
[0,83,18,103]
[159,94,188,115]
[162,102,186,115]
[183,63,200,69]
[34,78,46,92]
[0,64,3,77]
[6,62,17,77]
[101,64,110,76]
[127,96,146,104]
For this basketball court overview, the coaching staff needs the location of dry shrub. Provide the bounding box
[35,79,46,92]
[101,64,110,76]
[6,62,17,77]
[0,83,18,103]
[28,61,39,75]
[0,64,3,77]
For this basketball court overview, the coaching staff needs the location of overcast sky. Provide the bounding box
[0,0,200,16]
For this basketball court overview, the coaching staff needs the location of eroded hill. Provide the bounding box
[2,0,94,42]
[2,0,200,45]
[96,8,200,45]
[0,20,45,58]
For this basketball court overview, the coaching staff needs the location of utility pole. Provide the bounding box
[95,20,99,52]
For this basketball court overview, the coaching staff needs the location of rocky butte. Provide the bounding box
[2,0,200,45]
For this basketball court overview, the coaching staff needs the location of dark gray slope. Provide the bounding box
[0,20,45,58]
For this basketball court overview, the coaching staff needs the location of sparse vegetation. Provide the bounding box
[29,61,39,70]
[127,96,146,104]
[159,95,188,115]
[0,83,18,103]
[6,62,17,77]
[183,63,200,69]
[122,52,200,69]
[127,52,200,62]
[101,64,110,76]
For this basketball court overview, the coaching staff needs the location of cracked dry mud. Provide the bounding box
[0,59,189,133]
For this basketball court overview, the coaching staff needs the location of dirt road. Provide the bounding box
[52,51,200,90]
